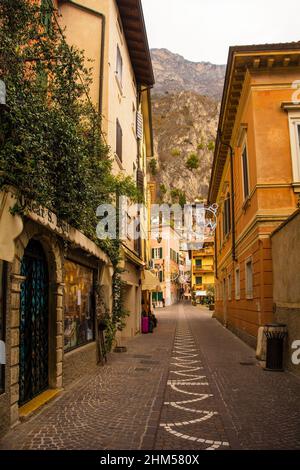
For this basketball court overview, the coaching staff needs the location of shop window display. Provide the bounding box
[64,260,95,352]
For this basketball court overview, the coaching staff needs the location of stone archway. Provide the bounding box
[9,219,64,425]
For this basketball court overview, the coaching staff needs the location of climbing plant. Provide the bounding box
[0,0,139,350]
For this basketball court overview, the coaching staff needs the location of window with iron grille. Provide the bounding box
[116,119,122,161]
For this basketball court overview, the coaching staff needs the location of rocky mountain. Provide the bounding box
[152,91,220,203]
[151,48,226,101]
[150,49,224,202]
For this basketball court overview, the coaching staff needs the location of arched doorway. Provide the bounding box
[19,240,49,405]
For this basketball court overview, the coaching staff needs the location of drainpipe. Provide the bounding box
[60,1,106,117]
[217,133,237,262]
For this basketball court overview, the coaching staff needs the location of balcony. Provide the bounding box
[193,266,214,274]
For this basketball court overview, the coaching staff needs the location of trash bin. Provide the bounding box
[264,324,287,371]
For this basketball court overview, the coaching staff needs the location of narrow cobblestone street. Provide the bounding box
[1,304,300,451]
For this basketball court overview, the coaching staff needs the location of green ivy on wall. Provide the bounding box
[0,0,139,351]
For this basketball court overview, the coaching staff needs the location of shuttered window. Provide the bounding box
[152,248,163,259]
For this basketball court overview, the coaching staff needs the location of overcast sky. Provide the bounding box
[142,0,300,64]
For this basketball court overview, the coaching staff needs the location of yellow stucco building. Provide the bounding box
[191,239,215,302]
[58,0,155,339]
[209,42,300,347]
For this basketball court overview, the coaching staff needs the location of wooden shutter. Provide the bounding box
[136,112,143,140]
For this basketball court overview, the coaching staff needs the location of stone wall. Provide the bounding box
[272,210,300,376]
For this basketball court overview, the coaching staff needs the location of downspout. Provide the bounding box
[61,1,106,117]
[214,228,218,280]
[218,134,237,262]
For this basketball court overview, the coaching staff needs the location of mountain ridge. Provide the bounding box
[151,48,226,100]
[150,48,224,202]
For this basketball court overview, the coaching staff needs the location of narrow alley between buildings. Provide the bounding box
[1,304,299,451]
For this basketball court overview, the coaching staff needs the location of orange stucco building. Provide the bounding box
[208,43,300,347]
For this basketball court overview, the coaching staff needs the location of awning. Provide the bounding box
[142,270,161,292]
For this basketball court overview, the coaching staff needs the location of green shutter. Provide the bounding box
[159,247,163,258]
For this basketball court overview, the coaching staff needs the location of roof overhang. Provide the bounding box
[208,42,300,204]
[116,0,154,86]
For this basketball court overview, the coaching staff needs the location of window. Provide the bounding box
[152,248,163,259]
[196,277,203,286]
[64,260,95,352]
[288,116,300,182]
[170,249,178,263]
[242,144,250,200]
[235,267,240,300]
[0,261,6,394]
[228,273,232,301]
[159,270,164,283]
[116,45,123,88]
[116,119,123,161]
[223,193,231,236]
[246,259,253,299]
[195,259,202,268]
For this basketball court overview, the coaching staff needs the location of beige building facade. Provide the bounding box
[58,0,155,339]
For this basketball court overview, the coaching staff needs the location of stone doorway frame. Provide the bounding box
[9,220,64,426]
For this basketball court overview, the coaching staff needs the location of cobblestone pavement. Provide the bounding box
[0,311,177,450]
[1,303,300,450]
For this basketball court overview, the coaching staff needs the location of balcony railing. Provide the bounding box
[193,267,214,274]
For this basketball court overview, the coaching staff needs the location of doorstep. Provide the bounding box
[19,389,62,421]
